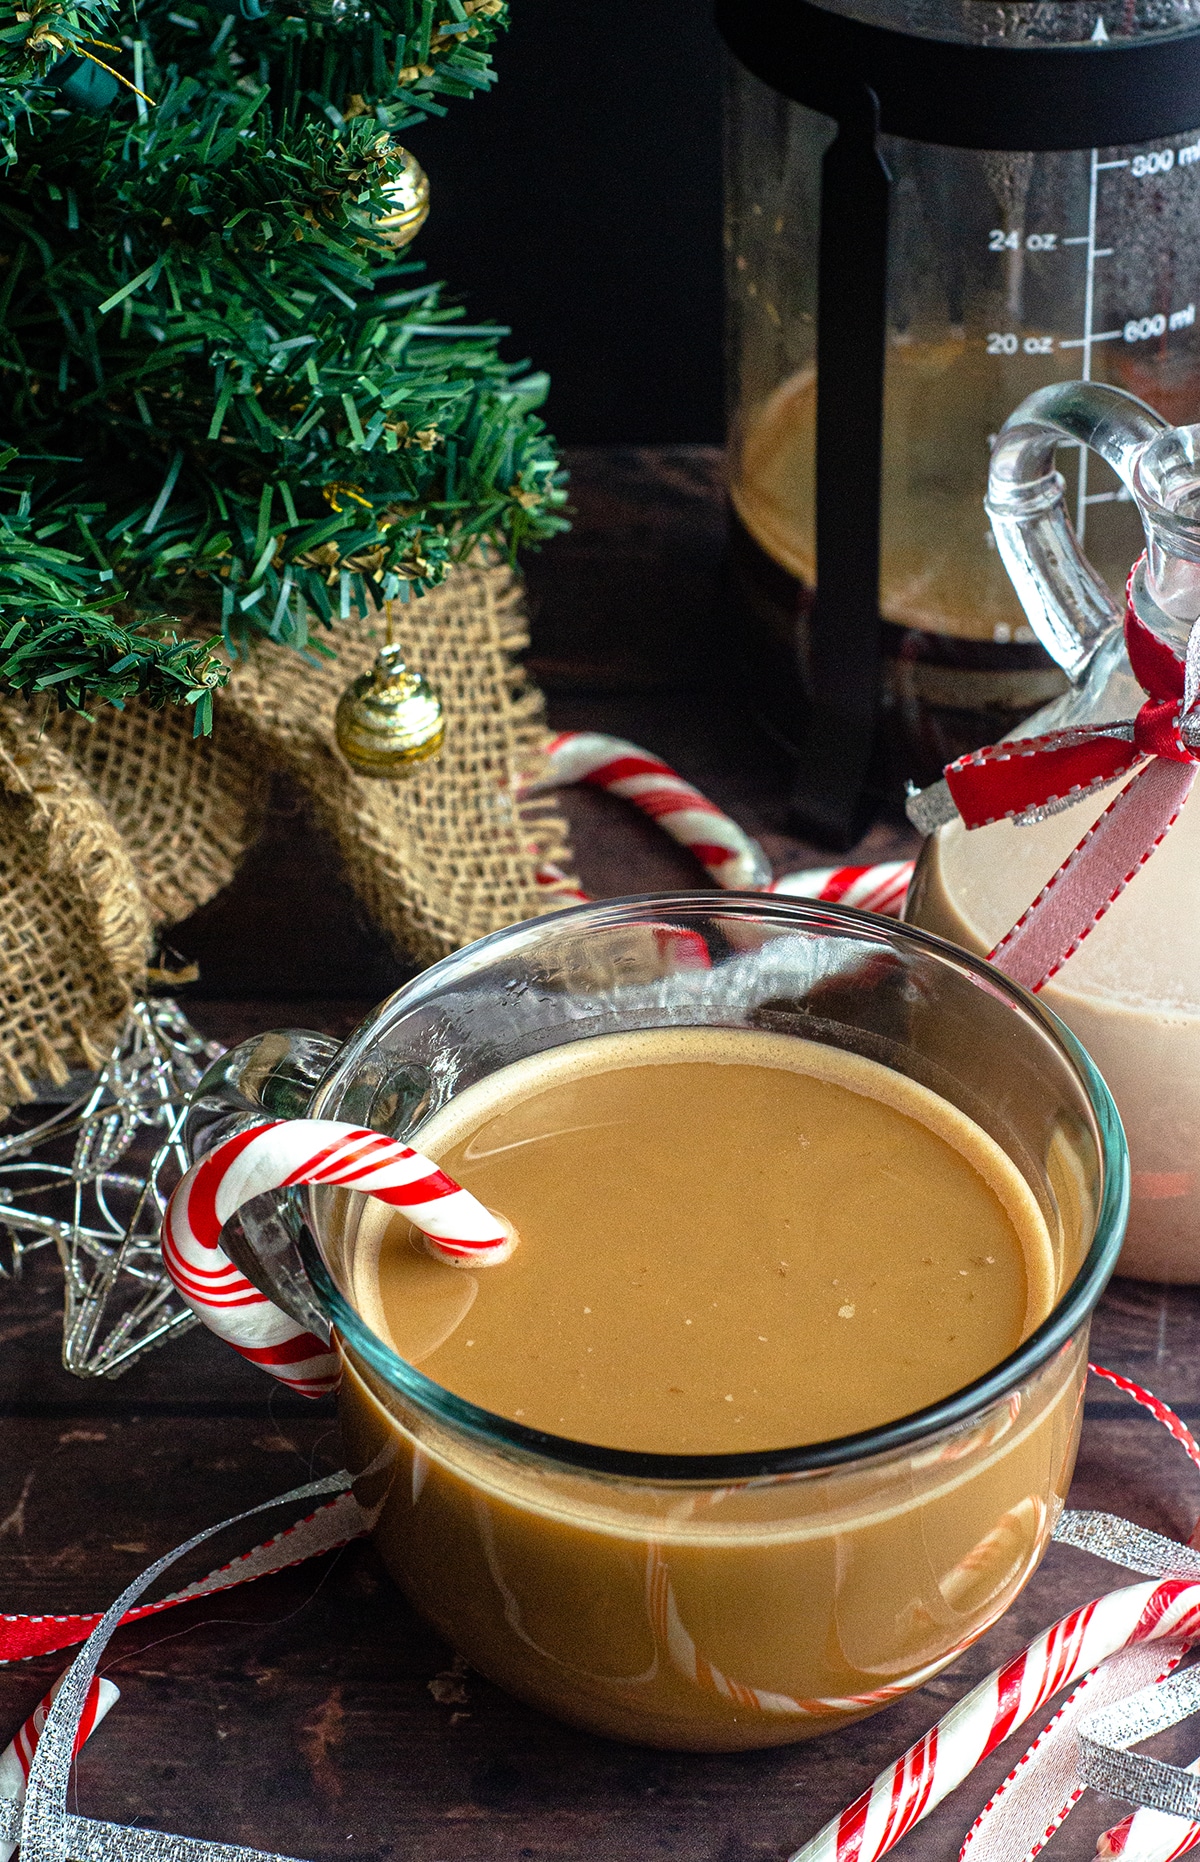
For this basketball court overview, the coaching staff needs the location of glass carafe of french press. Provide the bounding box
[721,0,1200,843]
[907,378,1200,1283]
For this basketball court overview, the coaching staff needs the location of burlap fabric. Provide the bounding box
[0,560,575,1113]
[219,557,576,964]
[48,699,266,931]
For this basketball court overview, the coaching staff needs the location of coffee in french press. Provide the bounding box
[721,0,1200,845]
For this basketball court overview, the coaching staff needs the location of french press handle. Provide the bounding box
[985,381,1168,680]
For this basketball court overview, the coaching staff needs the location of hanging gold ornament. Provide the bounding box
[373,144,430,248]
[335,634,445,776]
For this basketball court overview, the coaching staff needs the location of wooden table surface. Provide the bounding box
[3,449,1197,1862]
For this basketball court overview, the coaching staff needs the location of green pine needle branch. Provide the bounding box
[0,457,224,725]
[0,0,566,723]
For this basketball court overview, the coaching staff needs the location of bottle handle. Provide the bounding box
[986,381,1169,680]
[181,1029,342,1337]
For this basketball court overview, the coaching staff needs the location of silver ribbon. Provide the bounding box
[0,1808,302,1862]
[1052,1507,1200,1820]
[1052,1508,1200,1580]
[1079,1668,1200,1819]
[9,1471,355,1862]
[905,777,962,834]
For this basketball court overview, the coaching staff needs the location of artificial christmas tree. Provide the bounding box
[0,0,565,718]
[0,0,574,1065]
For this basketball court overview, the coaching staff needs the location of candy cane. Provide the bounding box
[0,1674,117,1861]
[162,1119,513,1397]
[1086,1374,1200,1862]
[1098,1774,1200,1862]
[772,860,914,914]
[537,731,773,890]
[534,729,913,914]
[787,1580,1200,1862]
[791,1367,1200,1862]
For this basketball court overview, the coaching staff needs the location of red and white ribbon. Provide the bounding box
[0,1675,117,1862]
[912,564,1200,993]
[0,1487,368,1667]
[162,1118,513,1397]
[0,1489,367,1668]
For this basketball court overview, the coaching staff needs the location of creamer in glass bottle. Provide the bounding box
[908,380,1200,1280]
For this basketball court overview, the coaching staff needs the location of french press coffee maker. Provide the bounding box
[720,0,1200,845]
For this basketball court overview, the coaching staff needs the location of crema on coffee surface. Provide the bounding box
[352,1028,1054,1452]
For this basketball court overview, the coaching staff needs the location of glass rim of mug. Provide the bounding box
[298,892,1128,1484]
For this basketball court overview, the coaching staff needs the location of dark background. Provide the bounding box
[410,0,726,445]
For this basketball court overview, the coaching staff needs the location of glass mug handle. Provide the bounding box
[181,1029,343,1338]
[985,380,1168,679]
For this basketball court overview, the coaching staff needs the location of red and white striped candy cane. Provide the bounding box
[787,1579,1200,1862]
[794,1367,1200,1862]
[0,1674,117,1862]
[537,731,773,891]
[162,1118,513,1397]
[1085,1370,1200,1862]
[772,860,914,915]
[1098,1773,1200,1862]
[534,729,913,914]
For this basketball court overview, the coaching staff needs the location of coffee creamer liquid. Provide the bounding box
[337,1027,1080,1749]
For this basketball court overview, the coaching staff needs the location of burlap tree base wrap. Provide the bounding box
[220,558,576,962]
[0,561,576,1113]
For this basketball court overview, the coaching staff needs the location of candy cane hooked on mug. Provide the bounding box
[161,1119,515,1397]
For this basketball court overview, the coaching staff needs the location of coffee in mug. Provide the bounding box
[192,897,1125,1750]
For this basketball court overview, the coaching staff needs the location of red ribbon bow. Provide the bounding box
[934,559,1200,994]
[944,605,1195,833]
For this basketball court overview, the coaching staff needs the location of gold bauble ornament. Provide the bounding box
[335,643,445,776]
[374,145,430,248]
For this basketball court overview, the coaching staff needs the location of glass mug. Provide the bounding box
[184,895,1127,1751]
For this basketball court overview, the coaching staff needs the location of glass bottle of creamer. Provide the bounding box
[907,380,1200,1280]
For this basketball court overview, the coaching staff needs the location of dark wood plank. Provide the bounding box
[523,447,729,694]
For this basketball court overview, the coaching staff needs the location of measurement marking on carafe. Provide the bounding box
[990,138,1198,542]
[1075,147,1103,540]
